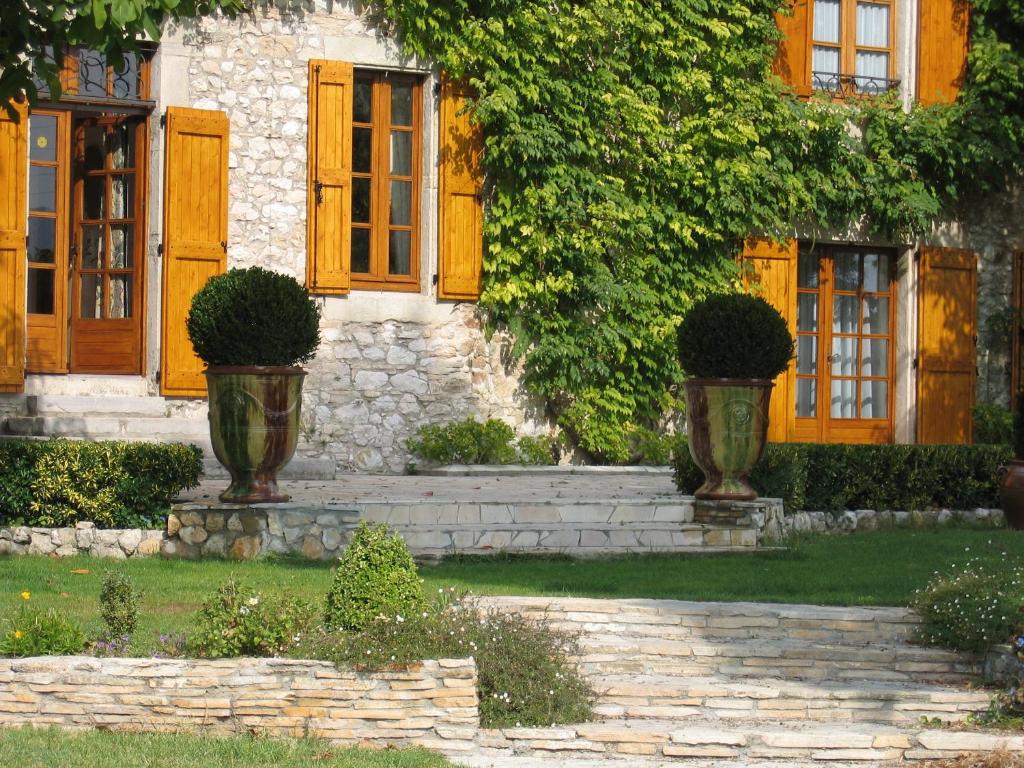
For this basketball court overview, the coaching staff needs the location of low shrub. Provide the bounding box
[912,552,1024,653]
[186,579,317,659]
[324,522,425,631]
[673,442,1011,513]
[300,590,593,728]
[407,418,556,466]
[974,403,1013,446]
[516,435,558,466]
[0,439,202,528]
[1,591,86,657]
[99,571,141,642]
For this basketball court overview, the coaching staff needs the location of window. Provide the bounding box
[811,0,895,94]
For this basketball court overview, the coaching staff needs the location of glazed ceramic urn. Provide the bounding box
[684,378,773,501]
[998,459,1024,531]
[205,366,305,503]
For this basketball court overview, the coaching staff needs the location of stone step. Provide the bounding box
[4,414,210,439]
[471,718,1024,763]
[589,674,990,724]
[25,394,186,418]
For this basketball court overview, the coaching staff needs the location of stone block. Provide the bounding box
[179,526,208,546]
[229,536,262,560]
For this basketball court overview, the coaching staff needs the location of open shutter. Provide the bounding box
[0,103,27,393]
[161,107,229,397]
[773,0,811,95]
[918,0,970,105]
[307,60,353,294]
[438,76,484,301]
[917,247,976,444]
[742,238,797,443]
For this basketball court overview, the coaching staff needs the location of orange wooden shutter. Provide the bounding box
[773,0,811,95]
[917,247,976,443]
[307,60,353,294]
[161,107,229,397]
[918,0,970,105]
[438,75,484,301]
[742,238,797,443]
[0,103,27,393]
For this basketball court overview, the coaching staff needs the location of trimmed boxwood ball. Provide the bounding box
[677,293,794,379]
[187,267,322,367]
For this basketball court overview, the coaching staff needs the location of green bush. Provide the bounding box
[677,293,794,380]
[913,552,1024,653]
[1,592,86,657]
[0,439,202,528]
[407,418,556,466]
[673,442,1011,512]
[300,591,593,728]
[186,579,317,659]
[99,571,141,642]
[516,435,557,465]
[324,522,425,631]
[186,266,322,367]
[973,402,1013,445]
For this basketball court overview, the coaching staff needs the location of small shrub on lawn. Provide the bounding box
[324,522,425,631]
[99,571,141,642]
[187,579,317,659]
[913,552,1024,653]
[407,418,556,466]
[1,591,86,657]
[301,590,592,728]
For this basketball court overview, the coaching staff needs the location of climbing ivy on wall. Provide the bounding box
[377,0,1024,462]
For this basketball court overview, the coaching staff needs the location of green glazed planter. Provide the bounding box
[205,366,305,504]
[684,378,773,501]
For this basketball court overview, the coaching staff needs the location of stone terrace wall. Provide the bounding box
[0,522,163,558]
[0,656,478,752]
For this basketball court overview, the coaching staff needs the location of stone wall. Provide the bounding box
[0,656,477,751]
[782,507,1006,536]
[0,522,163,558]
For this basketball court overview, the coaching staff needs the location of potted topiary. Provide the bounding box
[676,293,794,501]
[187,267,322,503]
[998,391,1024,530]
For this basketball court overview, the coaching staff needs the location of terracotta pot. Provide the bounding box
[205,366,305,504]
[998,459,1024,530]
[684,378,773,501]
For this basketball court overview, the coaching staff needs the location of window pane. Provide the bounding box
[77,49,108,97]
[856,52,889,89]
[111,175,134,219]
[110,224,133,268]
[862,296,889,334]
[797,379,817,417]
[80,274,103,319]
[833,294,858,334]
[112,54,139,99]
[109,275,131,318]
[861,338,888,376]
[83,125,105,171]
[351,228,370,273]
[391,82,414,126]
[797,335,817,374]
[831,378,857,419]
[110,123,135,168]
[862,252,890,292]
[861,380,888,418]
[391,131,412,176]
[28,217,56,263]
[30,115,57,162]
[798,251,819,288]
[390,180,412,226]
[856,2,889,47]
[812,46,841,77]
[353,127,373,174]
[797,293,818,332]
[83,176,105,220]
[833,251,860,291]
[29,166,56,212]
[389,230,411,276]
[832,336,858,377]
[354,79,373,123]
[352,178,371,223]
[27,269,55,315]
[81,225,104,268]
[814,0,841,42]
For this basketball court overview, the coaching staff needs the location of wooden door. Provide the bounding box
[0,102,27,393]
[69,116,146,373]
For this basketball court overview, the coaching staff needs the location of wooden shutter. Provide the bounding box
[917,247,976,444]
[742,238,798,442]
[918,0,970,105]
[438,76,484,301]
[0,103,27,393]
[773,0,811,95]
[307,60,353,294]
[161,107,229,397]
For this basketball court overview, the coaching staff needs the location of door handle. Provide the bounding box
[314,180,324,206]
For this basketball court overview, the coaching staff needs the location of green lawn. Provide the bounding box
[2,528,1023,652]
[0,728,453,768]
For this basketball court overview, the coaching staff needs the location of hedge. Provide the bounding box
[0,439,203,529]
[673,442,1012,513]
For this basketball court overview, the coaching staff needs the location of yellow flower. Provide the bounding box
[20,591,30,601]
[13,630,23,640]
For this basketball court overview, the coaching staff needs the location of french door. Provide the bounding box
[793,245,896,443]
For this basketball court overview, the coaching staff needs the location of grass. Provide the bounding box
[0,728,454,768]
[2,527,1023,652]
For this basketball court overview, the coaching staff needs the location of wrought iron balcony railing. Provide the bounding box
[811,71,901,97]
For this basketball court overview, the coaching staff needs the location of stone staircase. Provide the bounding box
[464,597,1022,764]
